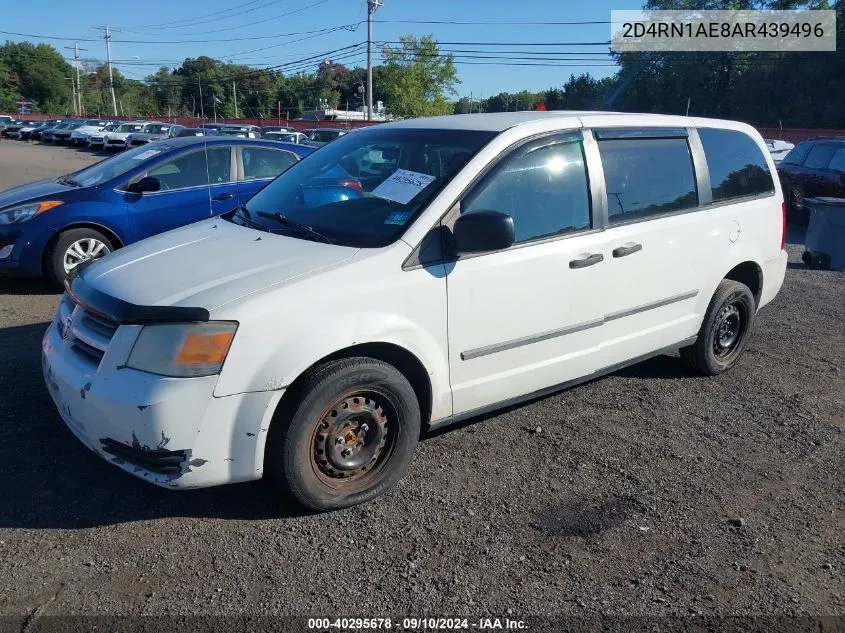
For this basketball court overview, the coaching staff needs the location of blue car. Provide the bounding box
[0,137,314,285]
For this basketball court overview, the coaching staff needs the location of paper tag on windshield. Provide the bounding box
[132,149,162,161]
[371,169,436,204]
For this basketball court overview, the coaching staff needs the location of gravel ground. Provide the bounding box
[0,142,843,623]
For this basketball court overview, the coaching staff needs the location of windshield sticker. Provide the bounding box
[384,211,412,226]
[132,149,162,161]
[371,169,436,205]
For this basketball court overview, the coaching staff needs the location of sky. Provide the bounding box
[1,0,643,98]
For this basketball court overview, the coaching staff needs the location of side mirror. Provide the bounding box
[452,210,515,255]
[127,176,161,194]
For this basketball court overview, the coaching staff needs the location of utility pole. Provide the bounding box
[233,82,238,119]
[65,43,88,115]
[101,26,118,116]
[198,77,205,120]
[66,77,76,115]
[366,0,383,122]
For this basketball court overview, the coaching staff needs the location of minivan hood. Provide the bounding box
[80,219,359,310]
[0,178,74,211]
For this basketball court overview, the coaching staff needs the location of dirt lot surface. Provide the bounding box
[0,142,843,625]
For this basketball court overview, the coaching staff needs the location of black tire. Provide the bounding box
[46,228,114,288]
[680,279,756,376]
[265,357,420,511]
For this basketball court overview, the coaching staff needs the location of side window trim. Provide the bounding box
[687,127,713,207]
[581,129,608,229]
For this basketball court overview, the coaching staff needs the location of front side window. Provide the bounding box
[598,137,697,224]
[803,144,837,170]
[698,128,774,202]
[234,128,495,248]
[70,143,175,187]
[462,138,591,244]
[241,147,298,181]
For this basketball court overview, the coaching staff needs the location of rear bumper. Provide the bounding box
[41,316,282,488]
[759,249,788,309]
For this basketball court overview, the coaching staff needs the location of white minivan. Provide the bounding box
[42,112,788,510]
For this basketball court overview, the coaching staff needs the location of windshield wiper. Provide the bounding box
[231,205,268,232]
[57,176,80,187]
[256,211,333,244]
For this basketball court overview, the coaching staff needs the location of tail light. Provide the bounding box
[781,201,787,250]
[337,179,363,195]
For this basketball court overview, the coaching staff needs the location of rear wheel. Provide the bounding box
[265,357,420,511]
[680,280,756,376]
[46,228,113,288]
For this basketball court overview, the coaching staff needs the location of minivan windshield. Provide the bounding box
[63,143,174,187]
[232,127,496,247]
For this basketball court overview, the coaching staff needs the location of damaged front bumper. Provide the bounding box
[41,317,283,488]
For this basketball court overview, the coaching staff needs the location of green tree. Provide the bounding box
[380,35,459,117]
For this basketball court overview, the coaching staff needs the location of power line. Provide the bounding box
[0,25,362,44]
[118,0,335,37]
[374,19,613,25]
[114,0,275,30]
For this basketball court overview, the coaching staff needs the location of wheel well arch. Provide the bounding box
[724,261,763,307]
[270,342,434,432]
[41,222,125,274]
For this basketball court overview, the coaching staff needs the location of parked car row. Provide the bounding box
[1,117,351,150]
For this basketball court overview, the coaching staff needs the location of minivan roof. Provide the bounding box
[377,111,748,133]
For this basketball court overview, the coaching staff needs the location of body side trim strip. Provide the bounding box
[461,290,699,361]
[604,290,699,322]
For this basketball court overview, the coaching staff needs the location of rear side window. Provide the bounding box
[827,146,845,173]
[803,144,837,170]
[782,142,812,165]
[698,128,774,202]
[597,137,697,224]
[241,147,298,181]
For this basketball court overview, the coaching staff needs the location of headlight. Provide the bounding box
[0,200,63,225]
[126,322,237,377]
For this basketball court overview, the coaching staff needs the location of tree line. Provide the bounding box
[1,0,843,127]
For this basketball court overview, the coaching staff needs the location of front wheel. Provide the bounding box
[265,357,421,511]
[680,279,756,376]
[46,228,114,288]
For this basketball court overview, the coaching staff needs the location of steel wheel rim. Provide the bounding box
[311,390,397,490]
[713,300,746,359]
[63,238,109,273]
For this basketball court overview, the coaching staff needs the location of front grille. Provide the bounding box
[100,438,188,474]
[61,296,119,367]
[107,139,124,145]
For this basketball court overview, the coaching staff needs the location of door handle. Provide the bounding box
[569,253,604,269]
[211,192,234,201]
[612,243,642,258]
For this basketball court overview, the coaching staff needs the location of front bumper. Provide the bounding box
[41,314,283,488]
[0,225,49,277]
[106,140,127,150]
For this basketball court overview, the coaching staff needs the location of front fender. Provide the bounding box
[215,309,452,421]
